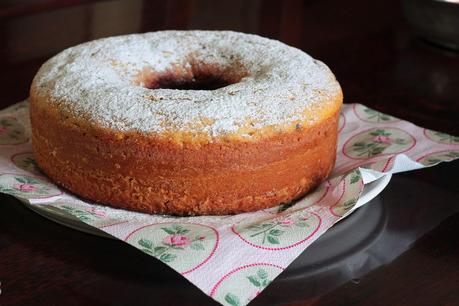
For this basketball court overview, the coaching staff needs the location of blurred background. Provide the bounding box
[1,0,458,134]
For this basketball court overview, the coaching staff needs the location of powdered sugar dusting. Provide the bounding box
[32,31,341,138]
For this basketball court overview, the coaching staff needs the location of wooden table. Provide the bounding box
[1,1,458,305]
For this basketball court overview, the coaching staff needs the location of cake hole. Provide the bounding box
[139,60,248,91]
[147,73,234,90]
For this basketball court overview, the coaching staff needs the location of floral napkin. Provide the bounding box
[1,100,458,306]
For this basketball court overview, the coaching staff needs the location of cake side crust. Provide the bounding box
[30,92,341,215]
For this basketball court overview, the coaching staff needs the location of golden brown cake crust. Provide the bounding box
[30,90,341,215]
[29,31,343,215]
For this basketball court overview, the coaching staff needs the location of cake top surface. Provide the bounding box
[32,30,341,139]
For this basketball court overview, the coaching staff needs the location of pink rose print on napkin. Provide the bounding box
[373,135,391,144]
[280,219,294,226]
[343,128,416,160]
[232,212,322,250]
[163,234,191,247]
[86,207,107,218]
[57,205,107,223]
[13,183,36,192]
[125,223,219,274]
[0,174,61,199]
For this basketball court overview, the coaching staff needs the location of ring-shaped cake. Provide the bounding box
[30,31,342,215]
